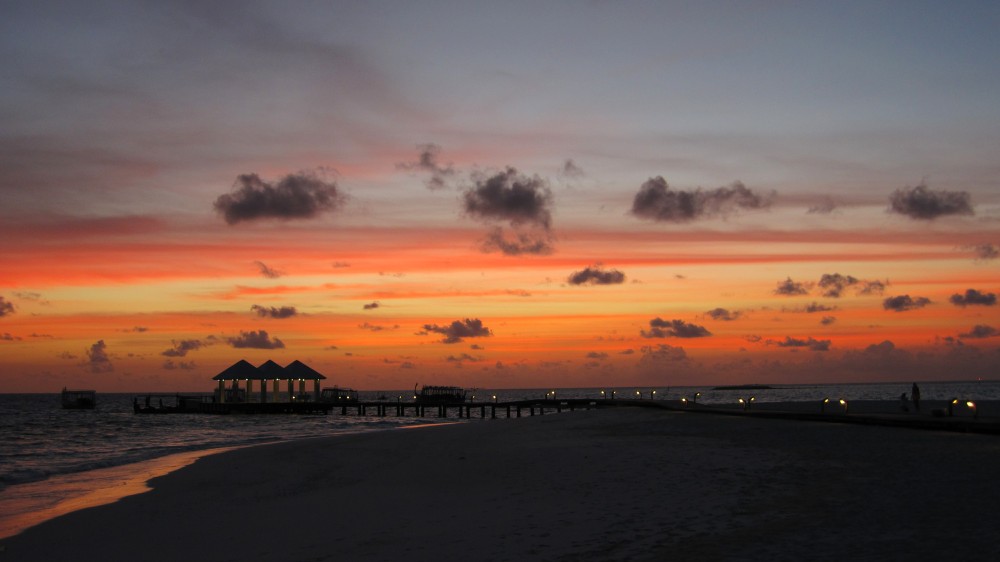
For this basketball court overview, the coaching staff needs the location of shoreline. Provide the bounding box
[3,406,999,561]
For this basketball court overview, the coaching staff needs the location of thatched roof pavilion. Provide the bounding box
[212,359,327,403]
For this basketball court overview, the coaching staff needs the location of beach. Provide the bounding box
[2,405,999,561]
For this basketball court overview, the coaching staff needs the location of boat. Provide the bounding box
[319,386,359,403]
[414,384,467,404]
[61,388,96,409]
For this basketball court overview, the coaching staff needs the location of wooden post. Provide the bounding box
[273,379,280,400]
[261,380,268,404]
[218,380,226,403]
[313,380,320,402]
[287,380,294,402]
[247,379,254,403]
[298,380,305,400]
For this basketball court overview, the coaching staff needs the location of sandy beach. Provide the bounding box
[2,405,999,561]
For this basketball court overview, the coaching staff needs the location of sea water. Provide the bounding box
[1,381,997,538]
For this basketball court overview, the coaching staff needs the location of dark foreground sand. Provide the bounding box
[2,407,999,562]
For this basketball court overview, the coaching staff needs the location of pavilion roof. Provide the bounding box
[257,359,286,379]
[212,359,260,381]
[284,359,326,380]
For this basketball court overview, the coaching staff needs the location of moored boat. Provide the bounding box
[414,384,467,404]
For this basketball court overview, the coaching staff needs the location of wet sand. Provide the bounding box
[2,406,999,561]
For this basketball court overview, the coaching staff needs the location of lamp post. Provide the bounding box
[839,398,848,414]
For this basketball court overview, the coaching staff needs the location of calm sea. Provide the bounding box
[1,381,997,538]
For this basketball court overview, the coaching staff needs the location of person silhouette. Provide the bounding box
[911,383,921,412]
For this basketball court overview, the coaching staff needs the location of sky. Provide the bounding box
[1,0,998,392]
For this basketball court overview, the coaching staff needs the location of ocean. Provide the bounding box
[1,380,997,538]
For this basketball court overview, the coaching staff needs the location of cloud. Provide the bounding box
[959,325,997,339]
[586,351,609,360]
[447,353,481,363]
[630,177,774,223]
[163,360,196,370]
[967,243,998,261]
[774,277,810,296]
[858,280,888,296]
[560,159,584,179]
[86,339,113,372]
[360,322,398,332]
[804,302,837,313]
[820,316,837,325]
[641,318,712,338]
[950,289,997,307]
[363,302,380,310]
[254,261,283,279]
[480,227,554,256]
[887,183,974,220]
[0,296,15,317]
[422,318,492,344]
[226,330,285,349]
[2,333,20,341]
[818,273,859,298]
[768,336,831,351]
[706,308,741,321]
[251,304,298,319]
[161,339,205,357]
[639,344,688,363]
[883,295,932,312]
[214,171,345,225]
[806,196,837,214]
[568,265,626,286]
[464,167,553,229]
[396,143,455,190]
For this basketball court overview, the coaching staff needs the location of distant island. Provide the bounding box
[711,384,774,390]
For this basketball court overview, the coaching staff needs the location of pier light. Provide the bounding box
[839,399,848,414]
[492,395,497,403]
[694,392,701,404]
[600,390,606,397]
[636,390,641,398]
[681,397,688,406]
[967,401,978,419]
[651,390,657,399]
[822,398,830,413]
[738,397,746,410]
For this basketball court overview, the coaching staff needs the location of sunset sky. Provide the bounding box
[2,1,998,392]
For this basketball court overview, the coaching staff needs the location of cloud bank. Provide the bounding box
[251,305,298,319]
[227,330,285,349]
[568,265,626,286]
[950,289,996,307]
[422,318,492,344]
[641,318,712,338]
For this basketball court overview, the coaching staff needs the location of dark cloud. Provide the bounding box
[586,351,609,360]
[804,302,837,313]
[363,302,380,310]
[480,227,554,256]
[226,330,285,349]
[887,183,973,220]
[774,277,810,296]
[820,316,837,325]
[86,339,113,372]
[446,353,481,363]
[641,318,712,339]
[568,265,626,286]
[950,289,997,307]
[630,177,774,223]
[422,318,492,344]
[2,333,20,341]
[214,171,345,225]
[360,322,398,332]
[161,339,205,357]
[0,296,15,317]
[818,273,859,298]
[769,336,831,351]
[706,308,741,321]
[858,280,888,296]
[560,159,584,179]
[254,261,283,279]
[251,304,298,319]
[396,143,455,190]
[464,167,553,229]
[959,325,998,339]
[883,295,932,312]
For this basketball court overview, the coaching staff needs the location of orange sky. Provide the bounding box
[2,2,999,392]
